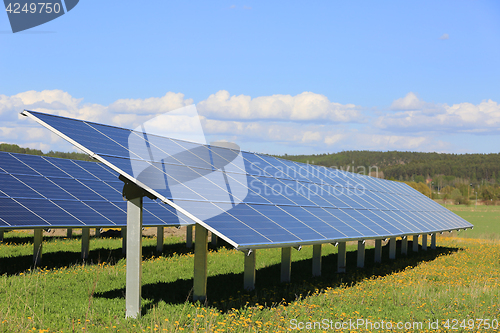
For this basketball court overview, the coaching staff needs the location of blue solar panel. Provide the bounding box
[22,110,473,249]
[0,151,193,228]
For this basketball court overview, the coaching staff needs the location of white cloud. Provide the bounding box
[380,93,500,134]
[390,92,426,110]
[108,92,193,115]
[0,89,497,155]
[439,33,449,40]
[197,90,363,122]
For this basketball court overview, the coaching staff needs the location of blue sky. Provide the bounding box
[1,1,499,155]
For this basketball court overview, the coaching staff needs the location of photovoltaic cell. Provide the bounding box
[0,151,193,228]
[21,110,473,249]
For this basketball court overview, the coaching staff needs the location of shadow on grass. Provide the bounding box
[0,239,194,276]
[96,241,460,315]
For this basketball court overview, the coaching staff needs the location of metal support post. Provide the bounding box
[422,234,427,251]
[193,224,208,302]
[95,228,101,238]
[156,226,164,253]
[125,197,143,319]
[0,230,3,242]
[81,228,90,260]
[389,237,396,259]
[374,239,382,263]
[357,240,365,268]
[413,235,419,252]
[244,250,256,290]
[186,225,193,248]
[121,227,127,255]
[66,228,72,238]
[210,232,218,247]
[337,242,346,273]
[431,233,436,249]
[401,236,408,255]
[312,244,322,277]
[281,247,292,282]
[33,229,43,266]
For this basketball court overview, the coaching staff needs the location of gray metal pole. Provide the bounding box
[125,197,143,319]
[210,233,218,247]
[66,228,72,238]
[193,224,208,302]
[186,225,193,248]
[280,247,292,282]
[244,250,256,290]
[337,242,346,273]
[431,233,436,249]
[33,229,43,266]
[312,244,322,277]
[413,235,419,252]
[121,227,127,256]
[401,236,408,255]
[81,228,90,260]
[0,230,4,242]
[374,239,382,263]
[95,228,101,238]
[422,234,428,251]
[389,237,396,259]
[156,226,164,253]
[357,240,365,268]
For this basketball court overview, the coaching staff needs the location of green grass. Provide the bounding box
[0,205,499,332]
[445,204,500,240]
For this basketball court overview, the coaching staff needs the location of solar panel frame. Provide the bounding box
[20,110,473,249]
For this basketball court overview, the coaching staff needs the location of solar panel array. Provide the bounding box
[0,151,192,228]
[22,110,473,249]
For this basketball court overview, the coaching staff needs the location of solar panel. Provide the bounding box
[0,151,193,228]
[22,110,473,249]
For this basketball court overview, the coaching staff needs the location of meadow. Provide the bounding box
[0,205,498,332]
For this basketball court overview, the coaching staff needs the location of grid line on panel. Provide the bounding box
[8,160,116,226]
[0,151,192,228]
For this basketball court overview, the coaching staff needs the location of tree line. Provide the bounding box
[0,143,93,161]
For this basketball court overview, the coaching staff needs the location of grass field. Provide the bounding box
[0,205,498,332]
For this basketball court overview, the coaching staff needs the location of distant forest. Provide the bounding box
[278,150,500,203]
[278,150,500,184]
[0,143,93,161]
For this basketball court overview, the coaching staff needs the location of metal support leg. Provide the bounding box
[422,234,428,251]
[95,228,101,238]
[431,233,436,249]
[81,228,90,260]
[312,244,322,277]
[66,228,72,238]
[156,226,164,253]
[389,237,396,259]
[210,233,218,247]
[121,227,127,256]
[357,241,365,268]
[193,224,208,302]
[244,250,256,290]
[125,197,143,319]
[0,230,3,242]
[337,242,346,273]
[281,247,292,282]
[374,239,382,263]
[413,235,419,252]
[401,236,408,255]
[186,225,193,248]
[33,229,43,266]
